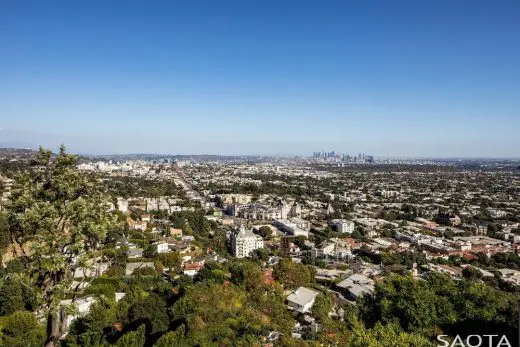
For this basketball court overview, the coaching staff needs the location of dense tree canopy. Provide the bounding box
[359,273,519,344]
[2,146,119,346]
[273,258,315,289]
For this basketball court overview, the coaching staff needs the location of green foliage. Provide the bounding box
[84,283,116,300]
[194,261,228,284]
[312,293,333,322]
[105,264,126,277]
[115,324,146,347]
[0,212,10,250]
[0,276,37,316]
[155,251,182,271]
[65,297,117,346]
[153,326,187,347]
[359,273,519,343]
[127,293,169,335]
[251,247,269,261]
[481,252,520,270]
[2,146,119,343]
[462,266,483,281]
[4,259,24,273]
[273,258,314,289]
[292,235,308,249]
[105,176,181,199]
[381,250,427,267]
[170,283,291,344]
[349,322,435,347]
[0,278,25,315]
[229,260,264,292]
[169,211,211,236]
[257,225,273,239]
[1,310,45,347]
[90,277,127,292]
[132,267,158,276]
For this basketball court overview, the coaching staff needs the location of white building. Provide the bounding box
[230,225,264,258]
[60,293,126,336]
[488,208,507,218]
[60,296,97,330]
[155,242,170,254]
[1,177,14,199]
[311,242,335,258]
[117,197,128,213]
[379,190,400,198]
[331,219,355,234]
[286,287,320,313]
[219,193,253,205]
[275,219,309,237]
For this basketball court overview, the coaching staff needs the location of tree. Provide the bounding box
[153,326,187,347]
[251,247,269,262]
[1,310,46,347]
[132,267,157,276]
[358,273,519,344]
[3,146,118,347]
[115,324,146,347]
[155,251,182,272]
[0,278,25,315]
[229,260,264,293]
[257,225,273,239]
[351,229,364,240]
[292,235,308,249]
[273,258,314,289]
[127,293,169,335]
[359,275,440,332]
[65,297,117,346]
[169,283,291,344]
[85,283,116,300]
[462,266,483,281]
[0,211,10,250]
[312,293,333,322]
[349,322,434,347]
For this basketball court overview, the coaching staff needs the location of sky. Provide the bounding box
[1,1,519,157]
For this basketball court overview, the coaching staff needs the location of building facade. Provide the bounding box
[230,225,264,258]
[331,219,355,234]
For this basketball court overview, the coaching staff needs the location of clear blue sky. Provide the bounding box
[1,1,519,157]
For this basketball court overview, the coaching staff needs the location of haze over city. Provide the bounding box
[3,2,520,346]
[1,1,519,157]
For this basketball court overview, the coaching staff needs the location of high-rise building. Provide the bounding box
[230,225,264,258]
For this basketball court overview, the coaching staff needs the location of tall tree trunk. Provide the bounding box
[45,311,60,347]
[45,308,66,347]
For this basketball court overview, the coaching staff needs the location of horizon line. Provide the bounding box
[1,146,519,161]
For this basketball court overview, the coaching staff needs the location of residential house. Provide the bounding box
[170,228,183,238]
[286,287,320,313]
[336,274,375,300]
[154,241,170,254]
[311,242,335,258]
[125,262,154,275]
[183,262,204,277]
[127,248,144,259]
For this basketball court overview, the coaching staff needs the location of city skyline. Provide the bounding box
[1,1,520,157]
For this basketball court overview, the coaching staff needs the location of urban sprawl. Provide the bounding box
[1,148,520,346]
